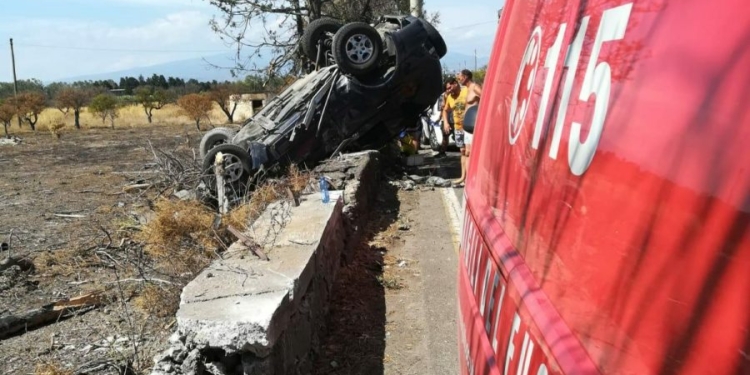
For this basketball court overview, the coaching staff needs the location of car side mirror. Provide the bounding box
[463,105,478,134]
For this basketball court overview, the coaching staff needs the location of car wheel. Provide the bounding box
[420,19,447,58]
[199,127,237,160]
[301,18,343,66]
[202,144,252,195]
[332,22,383,77]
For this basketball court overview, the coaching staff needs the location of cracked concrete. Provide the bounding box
[151,151,380,375]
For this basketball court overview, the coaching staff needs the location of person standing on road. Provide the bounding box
[435,80,455,158]
[442,77,468,186]
[458,69,482,161]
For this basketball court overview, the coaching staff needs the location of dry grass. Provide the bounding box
[33,364,73,375]
[288,164,311,194]
[9,103,231,137]
[133,284,181,318]
[135,199,218,275]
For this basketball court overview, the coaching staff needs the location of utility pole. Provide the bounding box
[410,0,423,17]
[9,38,21,128]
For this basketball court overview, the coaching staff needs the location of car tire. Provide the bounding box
[202,144,252,195]
[332,22,383,77]
[420,19,447,58]
[301,18,343,65]
[199,127,236,160]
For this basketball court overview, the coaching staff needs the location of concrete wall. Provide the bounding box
[230,93,268,123]
[151,151,380,375]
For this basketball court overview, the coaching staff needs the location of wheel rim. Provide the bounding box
[210,139,227,150]
[345,34,374,64]
[221,154,245,183]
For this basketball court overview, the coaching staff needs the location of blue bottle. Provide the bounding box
[319,176,330,203]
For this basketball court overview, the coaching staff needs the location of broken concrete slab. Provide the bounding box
[152,151,380,375]
[175,197,343,357]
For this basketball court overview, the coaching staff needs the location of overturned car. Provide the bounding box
[199,15,446,194]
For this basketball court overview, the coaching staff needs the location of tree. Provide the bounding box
[56,87,92,129]
[134,86,174,123]
[89,94,119,129]
[207,0,438,77]
[177,94,213,131]
[0,79,44,100]
[9,92,46,130]
[208,83,244,123]
[0,101,14,138]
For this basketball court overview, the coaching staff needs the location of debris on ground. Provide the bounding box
[0,136,22,146]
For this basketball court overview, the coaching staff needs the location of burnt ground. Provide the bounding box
[0,125,207,374]
[0,127,461,375]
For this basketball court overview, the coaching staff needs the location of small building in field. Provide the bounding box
[230,93,270,123]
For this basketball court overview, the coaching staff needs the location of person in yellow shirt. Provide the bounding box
[442,77,469,186]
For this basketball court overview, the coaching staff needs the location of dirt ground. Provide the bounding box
[0,127,461,375]
[0,125,209,374]
[314,158,460,375]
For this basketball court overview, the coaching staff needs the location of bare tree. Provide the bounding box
[208,83,244,123]
[206,0,437,77]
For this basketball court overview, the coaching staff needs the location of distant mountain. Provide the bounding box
[59,53,266,83]
[58,50,488,84]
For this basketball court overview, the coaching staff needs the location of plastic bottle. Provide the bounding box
[319,176,330,203]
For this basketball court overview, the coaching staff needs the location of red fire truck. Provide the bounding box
[458,0,750,374]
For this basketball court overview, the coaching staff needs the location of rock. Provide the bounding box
[174,190,196,201]
[402,181,416,191]
[408,175,427,183]
[181,349,201,375]
[330,361,339,368]
[0,257,34,273]
[425,176,452,187]
[0,136,22,146]
[398,222,411,231]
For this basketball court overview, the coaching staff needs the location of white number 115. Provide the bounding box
[509,3,633,176]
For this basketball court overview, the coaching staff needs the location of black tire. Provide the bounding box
[202,144,252,194]
[420,19,447,58]
[332,22,383,76]
[301,18,343,64]
[199,127,236,159]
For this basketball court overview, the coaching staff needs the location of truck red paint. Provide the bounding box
[459,0,750,374]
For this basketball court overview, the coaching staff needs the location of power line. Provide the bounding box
[14,43,228,53]
[441,20,496,31]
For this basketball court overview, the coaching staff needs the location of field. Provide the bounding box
[6,103,240,136]
[0,121,234,374]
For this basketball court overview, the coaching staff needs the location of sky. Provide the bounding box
[0,0,504,82]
